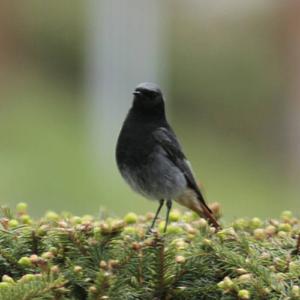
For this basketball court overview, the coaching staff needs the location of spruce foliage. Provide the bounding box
[0,204,300,299]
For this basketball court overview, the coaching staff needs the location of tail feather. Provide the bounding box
[195,191,220,230]
[199,201,221,230]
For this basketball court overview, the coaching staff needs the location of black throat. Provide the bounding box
[131,99,166,122]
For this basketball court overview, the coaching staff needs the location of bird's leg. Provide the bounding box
[163,199,172,233]
[148,199,164,232]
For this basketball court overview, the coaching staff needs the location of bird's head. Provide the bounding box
[132,82,164,114]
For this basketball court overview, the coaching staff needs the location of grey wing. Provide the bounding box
[152,127,213,213]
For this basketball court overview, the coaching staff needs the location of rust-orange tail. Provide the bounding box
[175,188,221,231]
[200,202,221,231]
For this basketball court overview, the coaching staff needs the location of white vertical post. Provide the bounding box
[86,0,168,165]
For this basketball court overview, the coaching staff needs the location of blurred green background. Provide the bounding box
[0,1,299,221]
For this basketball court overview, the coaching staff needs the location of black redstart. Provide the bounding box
[116,82,220,232]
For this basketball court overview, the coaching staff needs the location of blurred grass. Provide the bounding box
[0,70,297,221]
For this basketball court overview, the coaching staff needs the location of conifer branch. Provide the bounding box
[0,204,300,299]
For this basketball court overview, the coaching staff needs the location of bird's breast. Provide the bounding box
[116,121,157,168]
[118,147,187,201]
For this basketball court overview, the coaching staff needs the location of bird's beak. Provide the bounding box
[133,91,141,96]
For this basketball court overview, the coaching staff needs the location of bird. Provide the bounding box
[116,82,220,232]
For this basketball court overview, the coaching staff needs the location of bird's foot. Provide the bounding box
[145,227,157,236]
